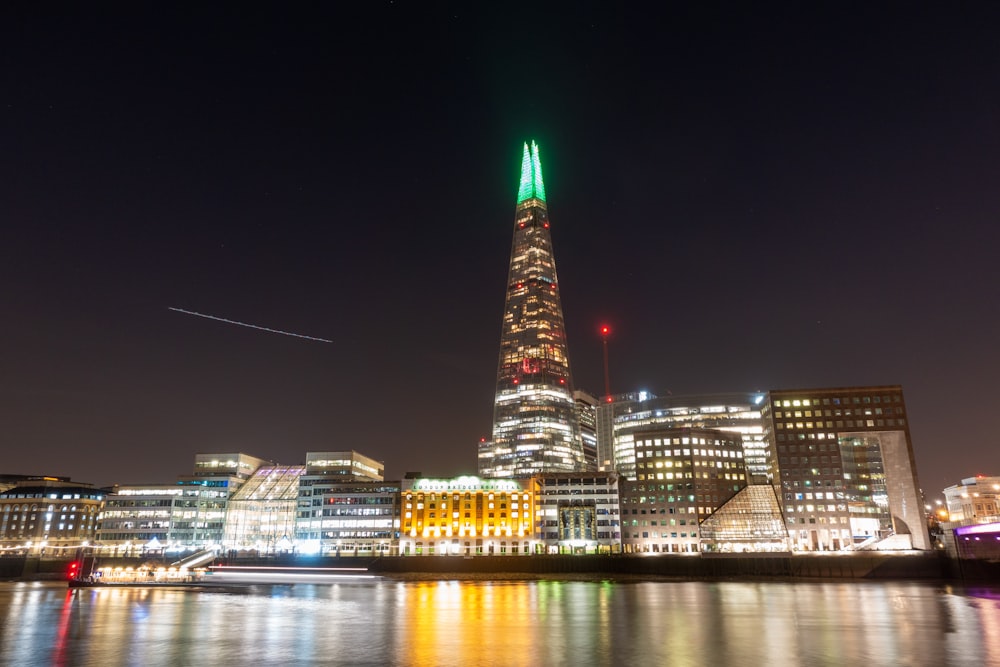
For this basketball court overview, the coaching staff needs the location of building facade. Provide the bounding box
[400,476,536,555]
[597,392,767,481]
[0,477,105,555]
[95,452,267,552]
[574,390,599,472]
[764,385,932,551]
[619,428,747,553]
[943,475,1000,526]
[295,451,397,556]
[480,141,584,478]
[221,464,304,553]
[534,472,621,553]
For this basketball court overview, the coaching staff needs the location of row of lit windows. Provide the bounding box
[637,460,741,470]
[774,395,901,408]
[0,492,101,500]
[776,407,898,419]
[1,504,95,512]
[777,419,903,430]
[636,448,742,459]
[638,437,739,447]
[637,473,746,483]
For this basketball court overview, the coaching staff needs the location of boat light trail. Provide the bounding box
[168,307,333,343]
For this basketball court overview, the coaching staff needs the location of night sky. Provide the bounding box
[3,3,998,499]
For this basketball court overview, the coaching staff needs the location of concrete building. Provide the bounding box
[0,477,105,555]
[533,472,621,553]
[764,385,931,551]
[620,428,747,553]
[295,480,401,556]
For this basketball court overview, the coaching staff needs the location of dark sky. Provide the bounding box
[3,3,998,499]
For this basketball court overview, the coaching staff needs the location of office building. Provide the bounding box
[480,141,584,478]
[0,477,105,554]
[574,390,599,471]
[221,464,305,553]
[764,385,932,551]
[699,485,790,552]
[295,451,397,556]
[597,392,768,481]
[96,452,268,551]
[533,472,621,553]
[620,428,747,553]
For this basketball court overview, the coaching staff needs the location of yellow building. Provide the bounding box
[400,476,537,555]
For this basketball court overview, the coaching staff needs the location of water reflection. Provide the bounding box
[0,580,997,666]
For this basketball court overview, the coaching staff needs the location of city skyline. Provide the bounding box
[3,5,999,497]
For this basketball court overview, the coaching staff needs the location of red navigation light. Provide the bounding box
[543,222,550,228]
[600,325,610,337]
[480,437,486,442]
[605,396,613,403]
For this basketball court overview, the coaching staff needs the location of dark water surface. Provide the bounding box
[1,579,998,666]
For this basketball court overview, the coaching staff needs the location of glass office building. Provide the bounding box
[480,142,584,478]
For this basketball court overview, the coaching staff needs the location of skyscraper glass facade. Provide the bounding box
[480,142,584,478]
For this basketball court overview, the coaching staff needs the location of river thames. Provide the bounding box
[1,579,998,666]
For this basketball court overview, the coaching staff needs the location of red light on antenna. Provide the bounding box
[600,325,610,337]
[605,396,613,403]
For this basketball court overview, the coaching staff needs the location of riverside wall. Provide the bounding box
[3,550,980,582]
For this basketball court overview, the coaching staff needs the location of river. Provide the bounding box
[1,579,998,666]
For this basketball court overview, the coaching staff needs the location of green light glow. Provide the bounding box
[516,140,547,204]
[531,141,546,202]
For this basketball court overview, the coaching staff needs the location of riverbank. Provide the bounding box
[3,550,981,583]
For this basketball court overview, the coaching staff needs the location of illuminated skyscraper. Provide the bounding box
[478,142,585,478]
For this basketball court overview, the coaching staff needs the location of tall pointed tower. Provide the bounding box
[479,141,584,478]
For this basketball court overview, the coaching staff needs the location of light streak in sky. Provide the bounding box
[168,307,333,343]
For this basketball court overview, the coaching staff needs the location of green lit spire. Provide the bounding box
[516,140,546,204]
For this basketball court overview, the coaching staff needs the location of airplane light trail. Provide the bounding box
[168,307,333,343]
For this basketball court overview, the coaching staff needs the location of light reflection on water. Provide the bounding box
[1,580,998,666]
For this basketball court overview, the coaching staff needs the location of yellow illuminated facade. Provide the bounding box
[400,476,538,555]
